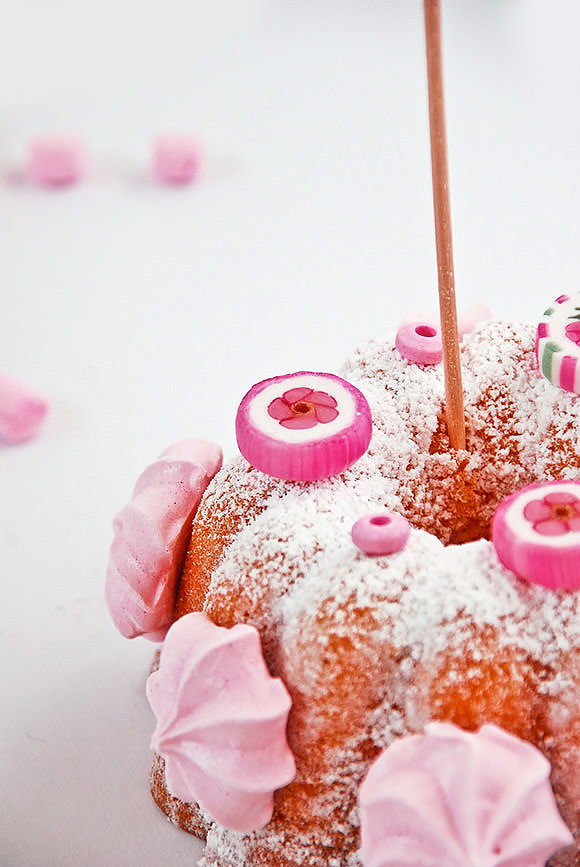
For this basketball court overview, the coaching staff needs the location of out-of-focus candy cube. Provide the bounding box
[28,137,84,186]
[0,376,48,444]
[153,136,200,184]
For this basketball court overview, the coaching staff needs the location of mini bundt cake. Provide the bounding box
[107,309,580,867]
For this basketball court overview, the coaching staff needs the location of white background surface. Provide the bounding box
[2,1,580,864]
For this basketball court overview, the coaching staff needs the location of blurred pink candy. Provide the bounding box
[28,136,84,186]
[153,136,200,184]
[0,376,48,444]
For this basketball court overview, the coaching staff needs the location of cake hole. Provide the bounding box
[415,325,437,338]
[370,516,391,527]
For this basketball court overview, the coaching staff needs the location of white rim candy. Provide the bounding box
[235,371,373,481]
[492,480,580,590]
[536,293,580,393]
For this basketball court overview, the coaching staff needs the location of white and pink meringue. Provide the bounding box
[146,612,296,832]
[105,439,222,641]
[359,722,572,867]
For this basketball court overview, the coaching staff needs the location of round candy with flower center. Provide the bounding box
[351,511,410,556]
[536,292,580,393]
[492,480,580,590]
[395,321,443,365]
[235,371,372,481]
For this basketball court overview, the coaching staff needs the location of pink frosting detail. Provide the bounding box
[359,722,572,867]
[0,375,48,444]
[146,612,296,832]
[105,440,222,641]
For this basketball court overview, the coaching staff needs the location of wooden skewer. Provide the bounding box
[424,0,466,450]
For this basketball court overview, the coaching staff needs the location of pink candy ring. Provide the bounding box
[395,321,443,365]
[352,511,410,556]
[235,371,372,481]
[492,480,580,590]
[536,292,580,393]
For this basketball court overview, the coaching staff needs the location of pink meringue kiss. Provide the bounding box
[492,480,580,590]
[359,722,572,867]
[236,371,372,481]
[0,375,48,444]
[147,612,296,832]
[105,439,222,641]
[351,511,410,556]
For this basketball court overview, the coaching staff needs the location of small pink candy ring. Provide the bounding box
[352,511,410,556]
[492,480,580,590]
[395,321,443,365]
[235,371,372,481]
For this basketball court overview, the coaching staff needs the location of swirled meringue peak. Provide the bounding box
[146,612,296,832]
[105,439,222,641]
[359,722,572,867]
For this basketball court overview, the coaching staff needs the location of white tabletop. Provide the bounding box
[2,1,580,864]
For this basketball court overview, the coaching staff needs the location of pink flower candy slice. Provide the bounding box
[147,612,296,832]
[352,511,410,556]
[235,371,372,481]
[359,722,572,867]
[492,480,580,590]
[105,439,222,641]
[395,321,443,365]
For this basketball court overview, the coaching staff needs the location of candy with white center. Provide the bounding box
[492,480,580,590]
[359,722,573,867]
[235,371,372,481]
[147,612,296,832]
[28,136,84,186]
[395,320,443,365]
[153,136,200,184]
[351,511,410,556]
[536,292,580,393]
[0,375,48,444]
